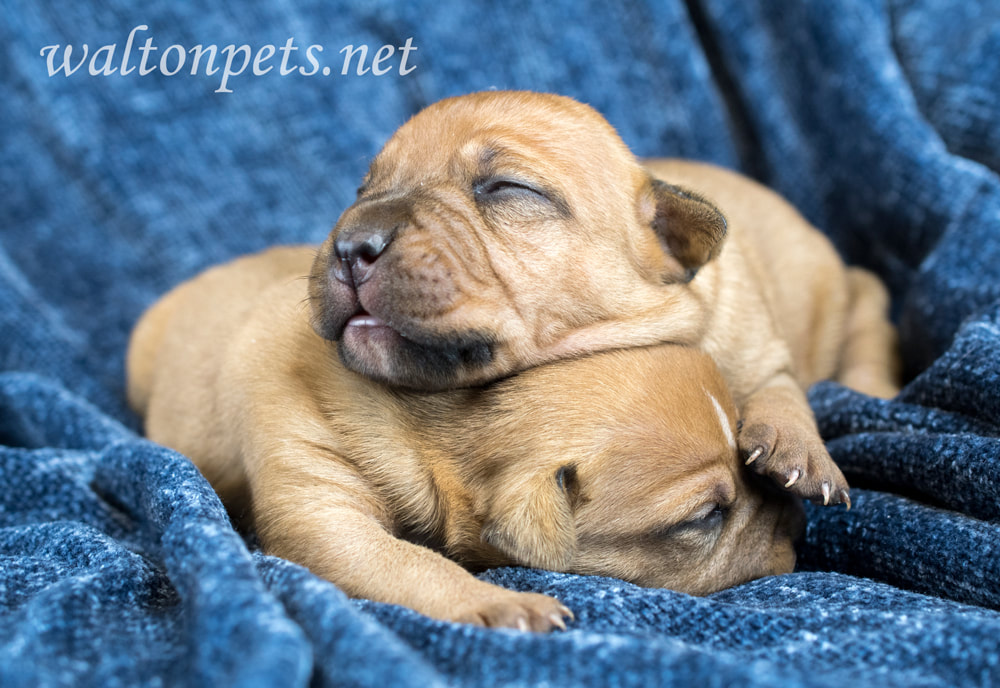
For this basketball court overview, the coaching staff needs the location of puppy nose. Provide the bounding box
[333,229,391,285]
[335,230,389,265]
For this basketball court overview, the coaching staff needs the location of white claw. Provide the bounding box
[784,469,801,488]
[549,613,567,631]
[822,482,831,505]
[516,617,530,632]
[746,448,764,465]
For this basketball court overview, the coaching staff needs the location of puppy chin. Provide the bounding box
[337,319,496,390]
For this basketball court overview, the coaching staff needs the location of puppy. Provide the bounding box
[127,246,804,631]
[306,90,899,506]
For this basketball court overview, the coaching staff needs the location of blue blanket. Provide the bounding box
[3,1,999,685]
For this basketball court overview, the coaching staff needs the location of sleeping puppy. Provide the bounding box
[305,90,899,510]
[128,91,900,630]
[127,246,804,632]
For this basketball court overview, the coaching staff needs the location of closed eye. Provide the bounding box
[686,504,727,530]
[654,503,729,539]
[473,177,551,204]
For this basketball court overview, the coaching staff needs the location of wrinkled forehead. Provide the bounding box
[369,92,638,186]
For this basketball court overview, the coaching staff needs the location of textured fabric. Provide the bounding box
[3,1,1000,686]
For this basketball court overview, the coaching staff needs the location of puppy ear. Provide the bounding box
[648,178,728,281]
[481,464,580,571]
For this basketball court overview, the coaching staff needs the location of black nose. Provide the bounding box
[334,230,389,265]
[332,229,391,285]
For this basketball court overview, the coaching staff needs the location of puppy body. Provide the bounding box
[642,159,897,397]
[307,91,899,505]
[128,246,801,630]
[127,91,899,630]
[640,160,899,500]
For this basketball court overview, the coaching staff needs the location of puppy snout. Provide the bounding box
[333,228,392,286]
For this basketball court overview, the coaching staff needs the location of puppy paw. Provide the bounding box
[739,420,850,508]
[453,591,574,632]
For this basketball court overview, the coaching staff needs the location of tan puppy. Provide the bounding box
[127,91,899,630]
[306,91,899,506]
[127,246,804,631]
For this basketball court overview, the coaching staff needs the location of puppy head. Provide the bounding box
[474,345,801,594]
[309,91,727,390]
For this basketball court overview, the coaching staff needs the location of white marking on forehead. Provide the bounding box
[705,389,736,450]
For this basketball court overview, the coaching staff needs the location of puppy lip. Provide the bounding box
[346,312,389,328]
[340,299,413,342]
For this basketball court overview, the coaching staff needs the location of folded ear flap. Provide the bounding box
[481,465,580,571]
[648,178,728,281]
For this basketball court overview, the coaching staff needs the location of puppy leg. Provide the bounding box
[835,269,900,399]
[739,374,851,507]
[252,452,573,631]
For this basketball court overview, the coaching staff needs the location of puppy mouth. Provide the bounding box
[336,303,497,390]
[342,300,420,341]
[345,308,391,330]
[341,304,490,356]
[311,265,498,388]
[339,304,407,355]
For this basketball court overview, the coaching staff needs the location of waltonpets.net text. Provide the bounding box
[39,25,418,93]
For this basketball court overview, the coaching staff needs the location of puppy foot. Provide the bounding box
[739,421,850,508]
[453,591,574,632]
